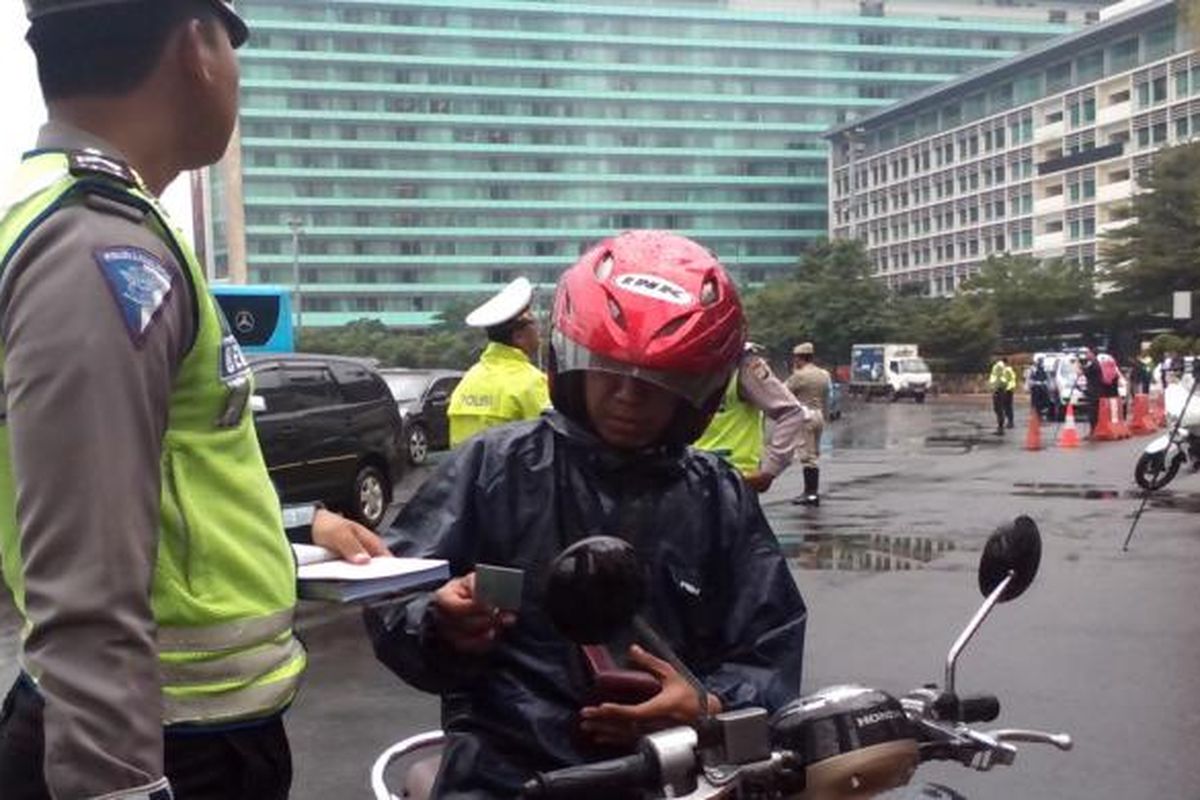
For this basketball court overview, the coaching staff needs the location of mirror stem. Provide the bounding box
[945,571,1013,696]
[632,615,712,723]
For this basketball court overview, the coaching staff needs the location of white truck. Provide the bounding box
[850,343,933,402]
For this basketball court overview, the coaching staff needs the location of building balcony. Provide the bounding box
[1096,179,1133,205]
[1097,216,1134,237]
[1037,142,1125,176]
[1033,231,1066,255]
[1033,194,1065,216]
[1034,120,1065,143]
[1097,101,1132,128]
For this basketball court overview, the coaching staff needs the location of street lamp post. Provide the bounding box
[287,217,305,334]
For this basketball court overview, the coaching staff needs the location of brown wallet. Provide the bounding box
[581,644,662,705]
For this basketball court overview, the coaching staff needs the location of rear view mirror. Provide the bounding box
[544,536,645,645]
[978,515,1041,602]
[250,395,267,414]
[429,390,448,403]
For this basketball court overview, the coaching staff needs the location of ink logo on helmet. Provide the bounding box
[613,273,694,306]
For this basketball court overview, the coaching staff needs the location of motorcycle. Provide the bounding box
[1135,373,1200,491]
[371,518,1070,800]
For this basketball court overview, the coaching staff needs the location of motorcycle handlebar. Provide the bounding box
[957,694,1001,723]
[522,752,657,799]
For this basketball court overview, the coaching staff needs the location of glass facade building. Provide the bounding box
[827,0,1184,295]
[211,0,1104,326]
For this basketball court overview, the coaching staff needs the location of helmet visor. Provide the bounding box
[552,330,730,409]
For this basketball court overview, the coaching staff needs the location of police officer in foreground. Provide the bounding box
[786,342,832,506]
[0,3,386,798]
[695,343,809,493]
[447,277,551,447]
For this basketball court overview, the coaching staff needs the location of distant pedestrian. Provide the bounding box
[988,356,1016,434]
[1133,351,1153,395]
[1079,349,1104,436]
[786,342,832,506]
[1027,357,1052,421]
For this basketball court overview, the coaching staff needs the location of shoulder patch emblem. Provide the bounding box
[93,246,175,347]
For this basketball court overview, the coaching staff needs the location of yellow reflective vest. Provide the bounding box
[695,373,764,475]
[448,342,550,446]
[0,152,304,726]
[989,361,1017,393]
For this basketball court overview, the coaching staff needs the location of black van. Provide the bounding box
[248,354,404,529]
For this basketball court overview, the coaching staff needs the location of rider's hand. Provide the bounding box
[743,471,774,493]
[431,573,517,655]
[311,509,390,564]
[578,645,722,748]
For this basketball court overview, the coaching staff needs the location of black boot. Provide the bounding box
[792,467,820,506]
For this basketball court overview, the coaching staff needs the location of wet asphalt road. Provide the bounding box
[2,398,1198,799]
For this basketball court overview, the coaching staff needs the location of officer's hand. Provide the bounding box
[743,471,774,493]
[311,509,390,564]
[579,645,721,748]
[431,573,516,655]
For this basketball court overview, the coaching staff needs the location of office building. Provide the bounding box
[210,0,1105,325]
[827,0,1187,295]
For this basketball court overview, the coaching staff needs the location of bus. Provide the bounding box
[210,284,295,354]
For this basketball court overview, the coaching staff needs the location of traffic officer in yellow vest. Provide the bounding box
[786,342,832,506]
[695,343,808,493]
[0,3,387,798]
[447,277,551,446]
[989,355,1018,435]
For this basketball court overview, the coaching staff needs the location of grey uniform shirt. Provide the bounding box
[1,122,194,798]
[738,354,808,477]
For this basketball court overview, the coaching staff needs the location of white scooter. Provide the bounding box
[1135,371,1200,491]
[371,521,1070,800]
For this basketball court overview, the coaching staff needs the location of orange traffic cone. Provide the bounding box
[1058,403,1081,448]
[1153,393,1167,428]
[1092,397,1119,441]
[1024,410,1043,451]
[1129,394,1155,435]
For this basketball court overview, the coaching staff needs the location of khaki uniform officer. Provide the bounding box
[448,277,551,446]
[786,342,832,506]
[0,4,385,799]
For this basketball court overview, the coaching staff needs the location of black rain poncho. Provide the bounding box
[367,412,806,799]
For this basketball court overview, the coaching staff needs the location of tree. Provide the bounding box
[961,253,1095,336]
[900,294,1000,373]
[742,239,891,363]
[1100,141,1200,315]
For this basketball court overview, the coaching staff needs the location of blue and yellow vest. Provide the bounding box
[0,152,304,726]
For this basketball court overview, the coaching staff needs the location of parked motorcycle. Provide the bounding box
[1135,374,1200,491]
[371,518,1070,800]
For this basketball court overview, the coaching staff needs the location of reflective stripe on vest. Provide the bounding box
[695,373,764,475]
[0,152,303,727]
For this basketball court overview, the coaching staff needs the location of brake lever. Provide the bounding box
[988,729,1074,751]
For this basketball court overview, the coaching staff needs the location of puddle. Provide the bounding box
[1011,482,1123,500]
[1010,482,1200,510]
[924,434,1005,451]
[1143,491,1200,513]
[780,532,957,572]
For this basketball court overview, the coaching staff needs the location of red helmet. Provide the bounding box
[550,231,746,443]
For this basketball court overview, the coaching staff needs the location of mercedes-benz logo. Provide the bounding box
[233,309,256,334]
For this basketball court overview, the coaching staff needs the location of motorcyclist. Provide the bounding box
[367,231,807,799]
